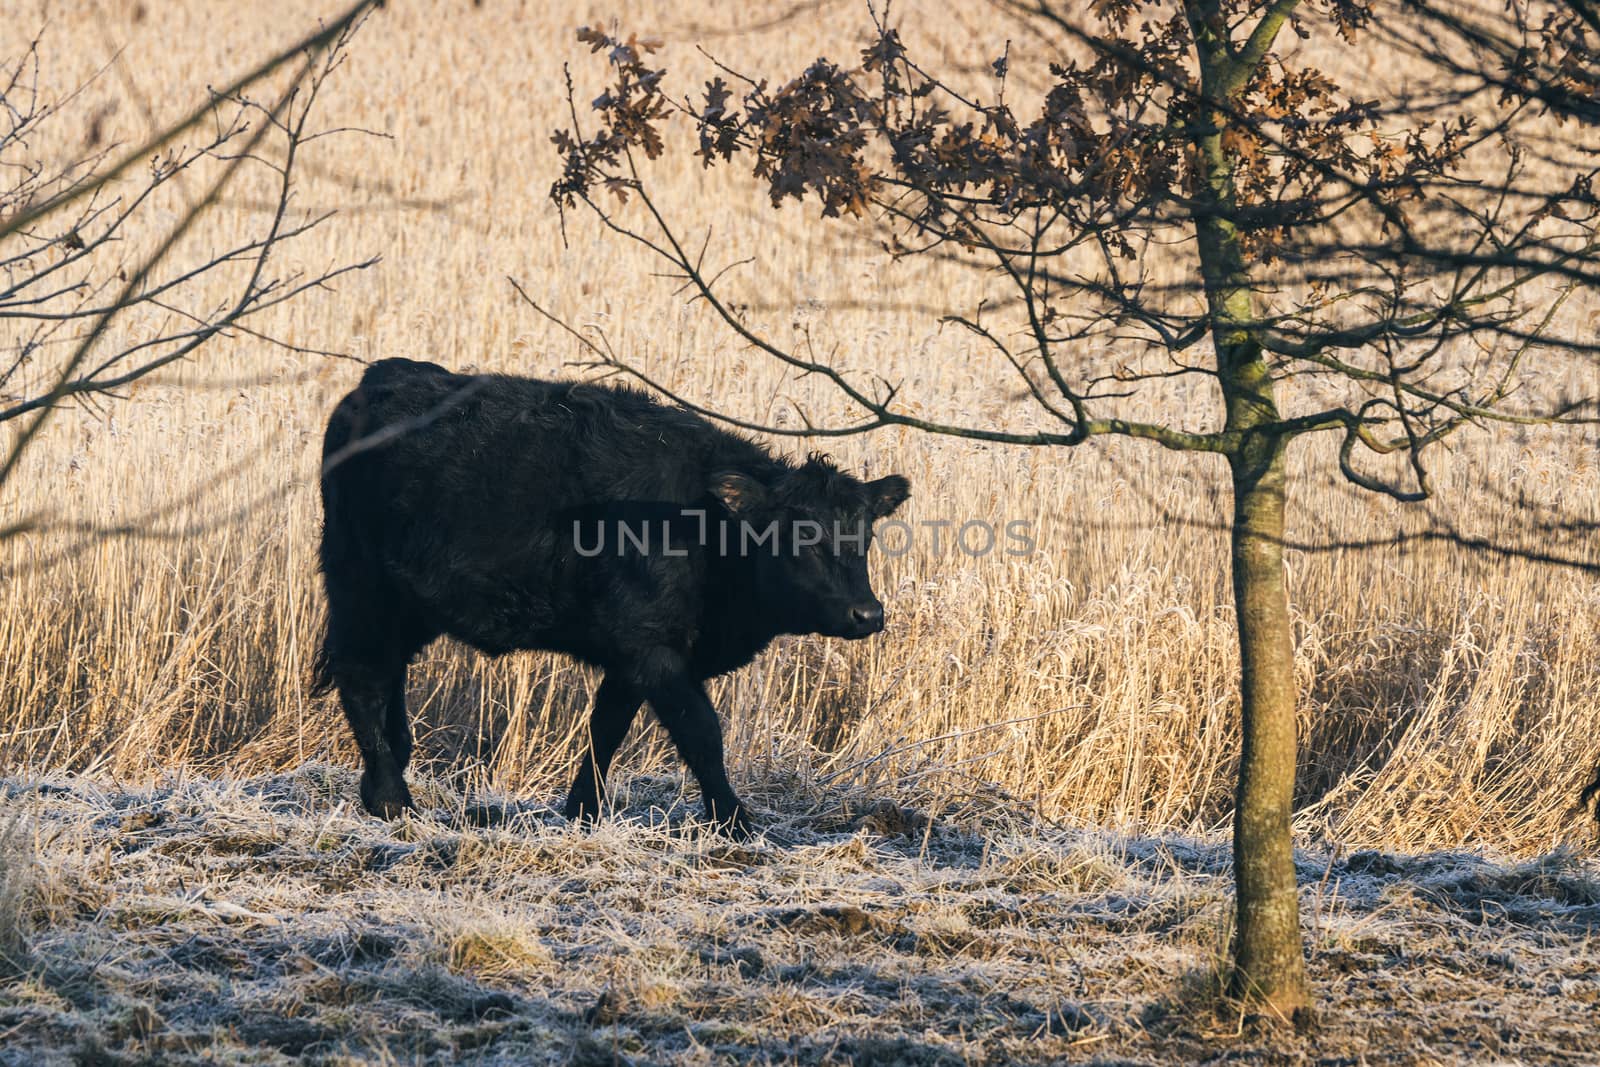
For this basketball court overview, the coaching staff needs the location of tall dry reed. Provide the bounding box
[1,0,1596,855]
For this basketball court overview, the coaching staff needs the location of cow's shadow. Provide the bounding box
[437,771,987,862]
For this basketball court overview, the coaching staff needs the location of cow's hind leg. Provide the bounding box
[331,654,413,819]
[321,580,419,818]
[381,625,436,775]
[563,675,644,822]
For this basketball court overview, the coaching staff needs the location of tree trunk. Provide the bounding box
[1183,0,1313,1017]
[1227,438,1309,1018]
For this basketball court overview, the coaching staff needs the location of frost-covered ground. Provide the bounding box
[1,766,1597,1065]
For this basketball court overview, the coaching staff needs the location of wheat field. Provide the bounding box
[1,2,1599,1062]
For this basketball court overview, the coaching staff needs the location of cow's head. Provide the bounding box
[710,456,909,639]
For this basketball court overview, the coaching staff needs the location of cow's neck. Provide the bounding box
[690,523,785,678]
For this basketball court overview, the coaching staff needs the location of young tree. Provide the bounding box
[548,1,1600,1016]
[0,1,380,544]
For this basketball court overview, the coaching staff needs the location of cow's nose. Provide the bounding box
[848,602,885,633]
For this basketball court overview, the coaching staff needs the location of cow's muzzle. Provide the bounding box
[843,601,885,638]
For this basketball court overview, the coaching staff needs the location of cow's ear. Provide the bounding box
[709,471,767,513]
[867,474,910,518]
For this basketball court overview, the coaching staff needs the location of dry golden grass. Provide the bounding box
[0,812,33,980]
[2,0,1596,857]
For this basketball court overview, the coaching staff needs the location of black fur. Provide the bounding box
[315,358,909,834]
[1581,768,1600,828]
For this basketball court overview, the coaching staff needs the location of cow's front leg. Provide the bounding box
[644,672,749,837]
[563,675,644,822]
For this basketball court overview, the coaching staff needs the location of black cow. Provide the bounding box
[313,358,909,835]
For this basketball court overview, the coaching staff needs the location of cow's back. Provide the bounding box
[318,358,771,660]
[326,359,754,513]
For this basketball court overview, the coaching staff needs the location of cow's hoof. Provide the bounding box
[367,797,413,820]
[359,769,414,820]
[707,801,753,840]
[562,791,603,824]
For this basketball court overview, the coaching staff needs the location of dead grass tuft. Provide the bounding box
[0,810,35,981]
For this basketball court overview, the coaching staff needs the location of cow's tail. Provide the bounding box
[310,638,337,697]
[1581,767,1600,828]
[308,476,344,700]
[310,382,361,702]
